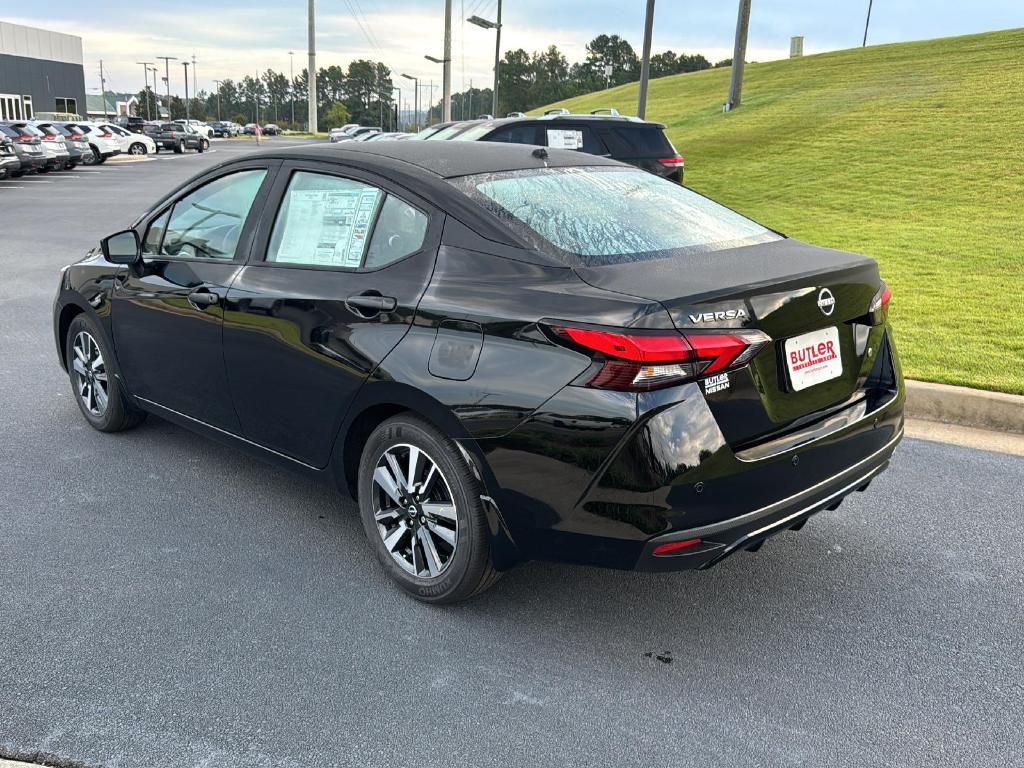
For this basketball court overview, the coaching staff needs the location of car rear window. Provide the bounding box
[599,125,673,157]
[449,166,779,267]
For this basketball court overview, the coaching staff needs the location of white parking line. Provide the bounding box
[0,185,26,189]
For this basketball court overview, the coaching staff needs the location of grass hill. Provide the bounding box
[535,29,1024,394]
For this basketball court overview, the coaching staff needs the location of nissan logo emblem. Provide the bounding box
[817,288,836,316]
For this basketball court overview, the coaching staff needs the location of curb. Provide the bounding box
[906,380,1024,435]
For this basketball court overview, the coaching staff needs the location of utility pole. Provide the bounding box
[157,56,177,116]
[288,51,295,126]
[149,66,159,118]
[401,74,419,130]
[637,0,656,118]
[137,61,155,120]
[183,61,190,121]
[726,0,751,111]
[99,60,108,119]
[442,0,452,121]
[192,53,197,98]
[308,0,318,133]
[467,3,501,116]
[863,0,873,47]
[213,79,223,120]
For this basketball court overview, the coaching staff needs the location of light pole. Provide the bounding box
[637,0,655,118]
[401,73,419,130]
[863,0,873,47]
[213,79,223,120]
[191,53,197,99]
[149,66,159,118]
[442,0,452,121]
[157,56,177,116]
[308,0,317,133]
[424,60,447,124]
[288,51,295,126]
[467,0,501,117]
[726,0,752,111]
[183,61,190,121]
[136,61,155,119]
[392,86,401,131]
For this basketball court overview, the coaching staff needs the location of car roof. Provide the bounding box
[269,139,623,179]
[439,114,666,133]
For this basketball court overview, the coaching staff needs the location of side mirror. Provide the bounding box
[101,229,141,265]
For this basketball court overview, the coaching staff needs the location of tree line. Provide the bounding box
[132,34,726,130]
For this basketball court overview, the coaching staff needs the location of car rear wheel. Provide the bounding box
[65,315,146,433]
[129,142,147,155]
[174,140,184,154]
[357,415,500,604]
[199,139,207,152]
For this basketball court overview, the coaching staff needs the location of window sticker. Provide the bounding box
[546,129,584,150]
[274,187,380,267]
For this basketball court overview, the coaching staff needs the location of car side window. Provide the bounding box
[364,195,429,268]
[484,125,543,145]
[143,210,170,255]
[266,171,383,268]
[160,169,267,260]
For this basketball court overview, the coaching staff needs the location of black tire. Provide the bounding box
[65,315,146,433]
[67,162,78,170]
[95,154,107,165]
[174,140,184,154]
[198,139,207,153]
[129,142,147,156]
[357,414,499,604]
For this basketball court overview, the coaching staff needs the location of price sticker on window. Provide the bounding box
[546,129,584,150]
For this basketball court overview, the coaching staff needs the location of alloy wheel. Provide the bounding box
[72,331,108,416]
[130,143,146,155]
[372,444,458,578]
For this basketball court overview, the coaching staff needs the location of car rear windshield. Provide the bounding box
[449,166,780,267]
[600,125,673,157]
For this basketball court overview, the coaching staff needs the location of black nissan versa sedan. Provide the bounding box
[52,142,904,603]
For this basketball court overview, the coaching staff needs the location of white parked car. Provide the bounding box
[102,124,157,156]
[67,122,121,164]
[175,119,214,138]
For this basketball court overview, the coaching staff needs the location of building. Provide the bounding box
[0,21,87,120]
[86,92,140,120]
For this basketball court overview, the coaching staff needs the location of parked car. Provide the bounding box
[409,121,458,140]
[243,123,259,135]
[35,122,91,168]
[428,109,685,183]
[262,124,282,136]
[208,121,234,138]
[173,119,214,138]
[0,122,47,175]
[103,123,156,156]
[114,115,148,134]
[64,122,121,165]
[337,123,361,134]
[328,128,354,143]
[363,132,414,141]
[52,142,902,603]
[151,123,208,153]
[0,137,20,179]
[349,126,382,140]
[27,123,73,170]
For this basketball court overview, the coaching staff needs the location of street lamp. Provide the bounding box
[392,85,401,131]
[401,73,419,130]
[423,57,449,125]
[288,51,295,127]
[183,61,190,121]
[467,0,502,117]
[136,60,153,120]
[213,79,223,121]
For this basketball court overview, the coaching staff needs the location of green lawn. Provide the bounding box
[536,29,1024,394]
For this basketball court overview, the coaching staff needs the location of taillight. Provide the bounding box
[653,538,702,556]
[657,155,685,169]
[98,131,113,138]
[70,133,84,140]
[14,135,34,143]
[549,325,770,391]
[869,282,892,313]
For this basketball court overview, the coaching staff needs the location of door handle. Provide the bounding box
[345,292,397,317]
[187,289,220,310]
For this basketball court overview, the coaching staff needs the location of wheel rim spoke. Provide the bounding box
[71,331,108,417]
[372,443,458,580]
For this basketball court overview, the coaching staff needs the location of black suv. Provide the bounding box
[425,109,684,183]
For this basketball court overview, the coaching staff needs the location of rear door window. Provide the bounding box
[266,171,383,268]
[484,124,544,146]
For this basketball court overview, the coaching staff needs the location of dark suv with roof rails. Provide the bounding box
[426,108,685,183]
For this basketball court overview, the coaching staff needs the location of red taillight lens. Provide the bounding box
[99,131,113,138]
[550,325,770,391]
[70,133,84,140]
[657,155,685,169]
[869,282,892,317]
[653,538,702,556]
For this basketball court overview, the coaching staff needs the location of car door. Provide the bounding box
[223,161,441,467]
[111,161,279,431]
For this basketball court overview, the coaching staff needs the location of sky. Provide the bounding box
[5,0,1022,108]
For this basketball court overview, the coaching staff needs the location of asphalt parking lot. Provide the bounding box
[1,137,1022,768]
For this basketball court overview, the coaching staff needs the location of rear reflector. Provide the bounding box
[653,538,702,556]
[550,324,770,391]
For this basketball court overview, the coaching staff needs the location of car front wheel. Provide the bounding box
[65,315,146,433]
[357,415,500,603]
[129,142,147,155]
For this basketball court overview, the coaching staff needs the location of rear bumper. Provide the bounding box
[476,334,904,571]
